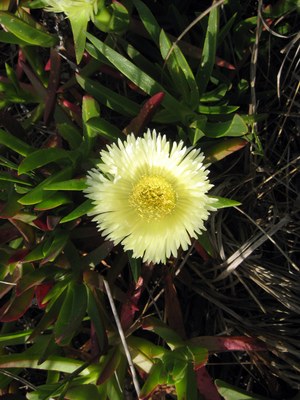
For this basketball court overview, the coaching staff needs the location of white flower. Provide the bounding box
[85,129,215,264]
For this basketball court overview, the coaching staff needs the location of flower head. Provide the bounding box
[85,129,215,264]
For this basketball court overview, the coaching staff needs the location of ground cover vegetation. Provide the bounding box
[0,0,299,399]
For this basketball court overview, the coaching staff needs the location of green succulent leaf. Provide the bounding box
[209,196,241,209]
[0,11,58,47]
[54,281,87,346]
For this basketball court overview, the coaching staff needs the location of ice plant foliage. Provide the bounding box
[85,130,215,264]
[43,0,98,20]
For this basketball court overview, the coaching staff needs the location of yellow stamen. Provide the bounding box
[129,175,176,221]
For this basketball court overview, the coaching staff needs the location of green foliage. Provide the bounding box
[0,0,293,398]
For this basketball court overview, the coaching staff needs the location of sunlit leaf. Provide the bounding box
[18,148,74,174]
[0,11,58,47]
[196,5,219,96]
[209,196,241,209]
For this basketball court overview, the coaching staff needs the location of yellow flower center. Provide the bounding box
[130,175,176,221]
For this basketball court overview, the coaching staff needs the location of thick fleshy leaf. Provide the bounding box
[124,92,165,136]
[204,138,248,163]
[97,348,122,385]
[65,384,100,400]
[86,33,193,122]
[215,379,269,400]
[196,5,219,96]
[204,114,248,138]
[174,362,197,400]
[209,196,241,209]
[9,218,35,244]
[142,317,184,349]
[127,337,162,373]
[18,148,74,174]
[196,366,222,400]
[0,287,35,322]
[29,285,67,340]
[198,104,239,114]
[34,192,72,211]
[132,0,161,44]
[86,286,108,353]
[188,336,267,353]
[0,11,58,47]
[76,74,140,117]
[56,122,82,150]
[164,272,186,339]
[16,265,61,295]
[18,166,73,205]
[159,29,199,108]
[0,354,99,376]
[44,49,61,124]
[86,117,123,141]
[82,95,101,155]
[60,199,93,224]
[0,30,29,45]
[35,283,53,309]
[40,230,69,264]
[0,127,33,156]
[44,178,87,191]
[139,361,167,399]
[120,277,144,331]
[68,9,89,63]
[0,171,32,186]
[54,281,87,346]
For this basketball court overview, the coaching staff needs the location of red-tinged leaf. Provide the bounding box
[44,49,61,125]
[32,215,61,231]
[35,283,53,309]
[60,99,82,125]
[20,60,46,99]
[0,287,35,322]
[8,218,35,245]
[32,216,51,231]
[8,248,29,264]
[46,215,61,230]
[44,58,51,71]
[194,241,210,261]
[16,48,26,79]
[16,265,60,295]
[164,272,186,339]
[196,366,222,400]
[0,222,20,244]
[204,138,248,163]
[29,288,66,340]
[0,265,21,299]
[120,276,144,331]
[215,56,235,70]
[86,286,108,353]
[189,336,267,353]
[123,92,165,136]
